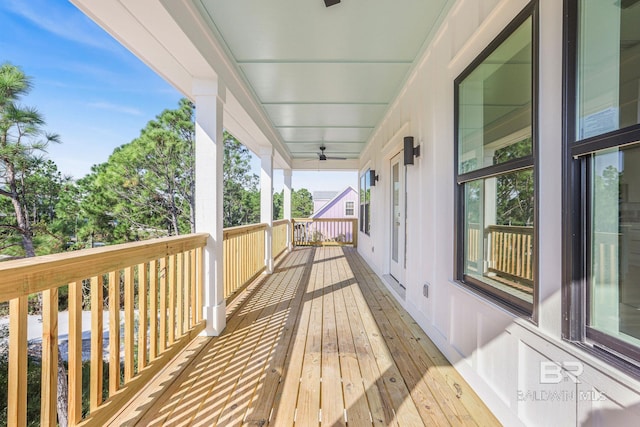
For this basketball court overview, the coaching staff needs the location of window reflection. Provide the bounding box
[590,145,640,347]
[577,1,640,139]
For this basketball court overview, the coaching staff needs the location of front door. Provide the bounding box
[390,152,405,283]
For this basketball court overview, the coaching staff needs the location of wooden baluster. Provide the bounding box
[242,233,246,292]
[516,232,520,278]
[149,260,158,360]
[520,234,528,279]
[41,288,58,426]
[526,235,532,280]
[234,235,238,295]
[190,249,197,327]
[8,296,28,427]
[184,251,191,332]
[235,234,239,294]
[507,233,514,275]
[177,253,184,338]
[168,255,177,346]
[90,276,104,411]
[159,257,168,353]
[227,236,232,298]
[500,232,506,273]
[197,247,204,323]
[109,271,120,395]
[138,263,148,372]
[124,267,135,382]
[223,237,228,299]
[68,281,82,425]
[241,233,245,292]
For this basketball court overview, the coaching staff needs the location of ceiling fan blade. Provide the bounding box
[325,156,347,160]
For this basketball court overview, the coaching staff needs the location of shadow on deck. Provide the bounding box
[109,247,499,426]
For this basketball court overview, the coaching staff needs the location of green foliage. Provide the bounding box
[0,62,62,257]
[273,190,283,220]
[271,188,313,220]
[464,138,534,227]
[1,84,316,252]
[71,101,272,239]
[593,164,620,233]
[292,188,313,218]
[69,99,196,244]
[494,138,534,226]
[222,133,259,227]
[0,354,109,426]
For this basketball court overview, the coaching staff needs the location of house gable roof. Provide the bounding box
[311,186,357,218]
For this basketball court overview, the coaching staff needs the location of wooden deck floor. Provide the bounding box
[111,247,499,426]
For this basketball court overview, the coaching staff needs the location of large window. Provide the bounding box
[455,4,537,316]
[566,0,640,366]
[359,171,371,235]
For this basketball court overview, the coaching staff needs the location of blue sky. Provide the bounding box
[0,0,357,193]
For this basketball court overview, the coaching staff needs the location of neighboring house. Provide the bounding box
[311,186,357,219]
[312,190,338,214]
[299,186,358,244]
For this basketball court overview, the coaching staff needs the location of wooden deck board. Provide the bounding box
[321,250,346,426]
[114,247,499,427]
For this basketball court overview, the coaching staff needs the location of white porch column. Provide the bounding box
[260,147,274,273]
[283,168,292,251]
[194,78,226,336]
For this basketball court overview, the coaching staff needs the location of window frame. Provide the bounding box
[563,0,640,373]
[345,200,355,216]
[454,2,539,319]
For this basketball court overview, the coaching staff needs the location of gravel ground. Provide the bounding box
[0,311,123,361]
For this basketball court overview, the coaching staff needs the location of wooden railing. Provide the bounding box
[292,218,358,247]
[223,223,267,299]
[487,225,534,288]
[466,223,480,273]
[465,224,534,290]
[0,234,207,426]
[272,219,290,259]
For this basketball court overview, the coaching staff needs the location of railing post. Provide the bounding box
[8,296,28,427]
[260,147,274,273]
[352,219,358,248]
[283,168,293,252]
[194,78,226,336]
[291,219,296,248]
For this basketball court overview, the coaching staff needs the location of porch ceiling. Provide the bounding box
[195,0,452,163]
[70,0,453,168]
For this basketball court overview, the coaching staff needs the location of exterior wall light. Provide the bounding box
[404,136,421,165]
[369,169,379,186]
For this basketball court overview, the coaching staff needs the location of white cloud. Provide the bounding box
[2,0,120,52]
[87,102,144,116]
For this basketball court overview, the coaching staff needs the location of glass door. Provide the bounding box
[390,152,405,283]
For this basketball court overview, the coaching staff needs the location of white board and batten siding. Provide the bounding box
[357,0,640,425]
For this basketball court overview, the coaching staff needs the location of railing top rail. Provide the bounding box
[487,225,534,234]
[272,219,291,226]
[0,233,208,303]
[293,218,357,223]
[223,223,268,238]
